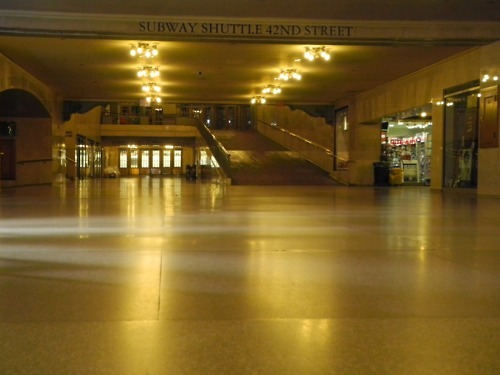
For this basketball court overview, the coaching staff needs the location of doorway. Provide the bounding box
[0,138,16,180]
[119,147,184,176]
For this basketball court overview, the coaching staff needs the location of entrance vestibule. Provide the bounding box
[117,146,184,176]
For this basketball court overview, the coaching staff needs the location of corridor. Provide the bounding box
[0,178,499,374]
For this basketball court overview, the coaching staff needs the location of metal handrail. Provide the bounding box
[17,158,53,164]
[194,119,232,178]
[259,120,334,155]
[257,120,352,164]
[257,119,353,185]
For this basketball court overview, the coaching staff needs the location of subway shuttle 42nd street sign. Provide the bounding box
[138,21,355,38]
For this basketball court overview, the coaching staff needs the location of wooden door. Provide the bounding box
[0,139,16,180]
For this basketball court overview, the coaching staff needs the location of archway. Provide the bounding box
[0,89,53,185]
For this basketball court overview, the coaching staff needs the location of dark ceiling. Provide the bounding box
[0,1,498,106]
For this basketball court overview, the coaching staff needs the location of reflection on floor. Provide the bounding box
[0,177,499,374]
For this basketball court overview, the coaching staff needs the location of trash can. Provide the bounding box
[389,167,403,186]
[373,162,390,186]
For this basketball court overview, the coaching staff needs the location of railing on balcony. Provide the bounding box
[101,112,177,125]
[17,158,53,165]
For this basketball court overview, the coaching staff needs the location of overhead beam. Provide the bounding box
[1,11,499,46]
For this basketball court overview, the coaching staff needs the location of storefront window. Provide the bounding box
[443,85,479,188]
[380,105,433,186]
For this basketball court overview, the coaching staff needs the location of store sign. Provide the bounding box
[389,137,423,145]
[2,11,498,44]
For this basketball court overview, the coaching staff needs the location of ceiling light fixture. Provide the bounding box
[278,69,302,81]
[130,43,158,58]
[304,46,331,61]
[146,94,162,104]
[142,82,161,93]
[137,66,160,78]
[262,84,282,95]
[251,96,266,104]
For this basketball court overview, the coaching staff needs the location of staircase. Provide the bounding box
[212,130,337,186]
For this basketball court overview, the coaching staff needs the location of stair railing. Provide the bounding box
[194,118,232,179]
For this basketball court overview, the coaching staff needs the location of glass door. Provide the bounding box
[140,149,150,175]
[129,149,139,175]
[76,135,88,179]
[443,85,479,188]
[161,149,172,175]
[173,149,183,175]
[119,149,128,175]
[151,149,161,175]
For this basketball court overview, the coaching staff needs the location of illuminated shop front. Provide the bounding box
[378,106,432,186]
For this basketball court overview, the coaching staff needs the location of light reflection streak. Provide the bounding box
[0,214,335,239]
[0,217,163,237]
[125,179,137,227]
[78,185,90,238]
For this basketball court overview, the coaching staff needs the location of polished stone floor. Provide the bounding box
[0,177,499,374]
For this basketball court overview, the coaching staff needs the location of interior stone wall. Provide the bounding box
[0,54,63,187]
[478,41,500,197]
[352,49,481,188]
